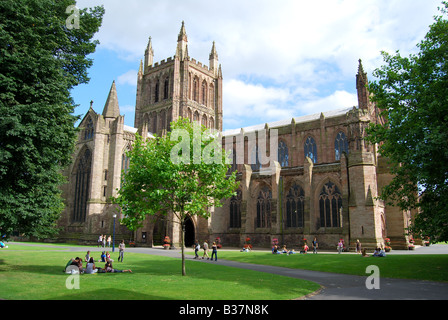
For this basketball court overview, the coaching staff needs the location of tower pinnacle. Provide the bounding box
[144,36,154,68]
[102,81,120,118]
[176,21,188,60]
[209,41,219,73]
[356,59,369,110]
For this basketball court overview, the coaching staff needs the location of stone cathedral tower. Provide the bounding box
[134,21,223,138]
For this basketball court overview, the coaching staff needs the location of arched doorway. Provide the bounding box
[184,216,195,248]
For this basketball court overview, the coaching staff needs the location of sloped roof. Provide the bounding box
[222,107,353,136]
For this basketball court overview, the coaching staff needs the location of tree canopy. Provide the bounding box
[0,0,104,239]
[114,118,239,275]
[366,2,448,242]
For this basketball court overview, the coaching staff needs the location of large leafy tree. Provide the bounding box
[0,0,104,239]
[366,2,448,242]
[114,118,239,276]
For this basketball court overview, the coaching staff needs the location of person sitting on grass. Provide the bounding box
[373,247,386,257]
[300,243,309,254]
[85,251,91,262]
[85,257,99,274]
[105,251,114,262]
[105,261,132,273]
[100,251,106,262]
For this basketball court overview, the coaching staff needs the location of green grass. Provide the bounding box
[0,245,319,300]
[211,251,448,282]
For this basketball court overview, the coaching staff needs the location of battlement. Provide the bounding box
[145,55,214,76]
[189,58,214,75]
[146,56,175,73]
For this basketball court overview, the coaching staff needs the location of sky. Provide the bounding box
[71,0,443,131]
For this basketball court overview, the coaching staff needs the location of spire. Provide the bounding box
[209,41,219,73]
[178,20,187,42]
[356,59,369,110]
[144,36,154,68]
[102,81,120,118]
[176,21,188,60]
[357,59,367,82]
[138,59,143,77]
[209,41,218,59]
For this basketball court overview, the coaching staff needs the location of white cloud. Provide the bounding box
[74,0,443,129]
[117,70,138,87]
[298,91,358,115]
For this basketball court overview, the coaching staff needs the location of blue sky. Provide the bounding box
[71,0,442,131]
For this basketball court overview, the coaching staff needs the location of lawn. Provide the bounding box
[0,244,319,300]
[212,251,448,282]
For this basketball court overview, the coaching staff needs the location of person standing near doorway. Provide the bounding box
[202,240,209,260]
[312,237,318,254]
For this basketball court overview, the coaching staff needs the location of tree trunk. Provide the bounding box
[181,216,186,276]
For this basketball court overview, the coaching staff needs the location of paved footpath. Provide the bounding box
[8,242,448,300]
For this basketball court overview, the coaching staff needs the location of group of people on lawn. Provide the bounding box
[270,238,386,257]
[64,240,131,274]
[193,240,218,261]
[271,237,318,255]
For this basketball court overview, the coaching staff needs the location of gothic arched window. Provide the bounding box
[250,144,262,171]
[278,140,289,167]
[160,110,166,132]
[304,136,317,163]
[164,78,169,100]
[167,108,172,132]
[84,117,94,140]
[256,187,272,228]
[209,116,214,129]
[152,112,157,133]
[193,78,199,102]
[335,131,349,161]
[285,184,305,228]
[229,189,242,228]
[73,148,92,222]
[202,81,207,106]
[121,145,132,187]
[187,108,192,122]
[154,80,160,103]
[319,181,343,228]
[201,114,207,127]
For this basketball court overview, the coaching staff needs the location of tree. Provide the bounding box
[113,118,239,276]
[0,0,104,239]
[366,2,448,242]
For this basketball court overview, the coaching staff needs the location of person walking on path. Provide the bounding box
[211,242,218,261]
[118,240,125,262]
[194,240,200,259]
[202,240,209,260]
[312,237,318,254]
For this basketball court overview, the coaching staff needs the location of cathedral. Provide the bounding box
[58,22,413,250]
